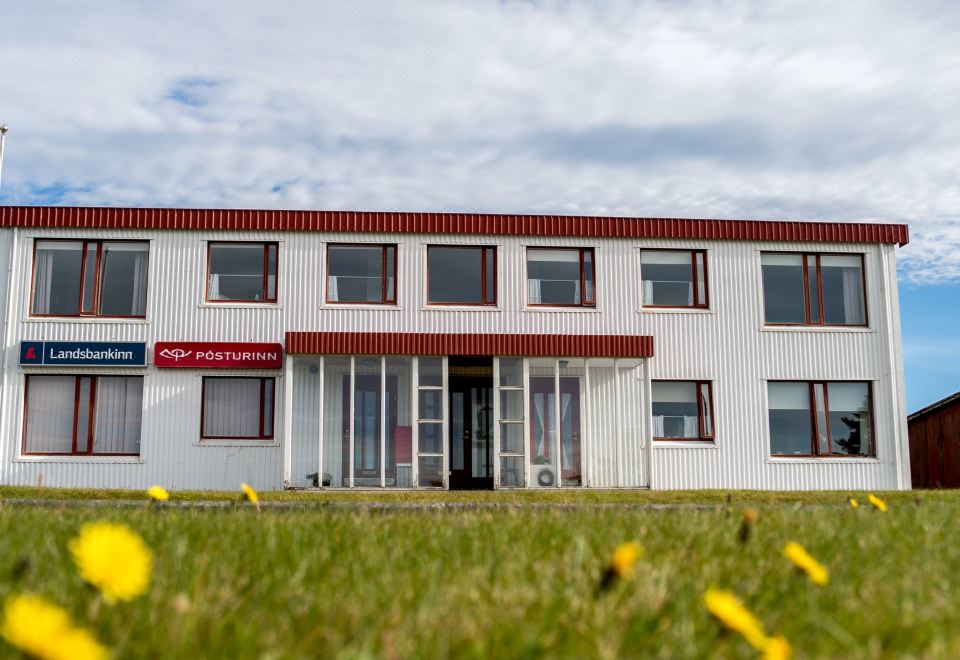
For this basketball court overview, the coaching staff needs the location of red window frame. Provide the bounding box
[21,375,142,456]
[29,239,149,319]
[426,245,497,306]
[526,247,596,308]
[325,243,398,305]
[640,249,709,309]
[768,380,876,458]
[651,380,715,441]
[205,242,279,304]
[200,376,275,440]
[762,252,868,327]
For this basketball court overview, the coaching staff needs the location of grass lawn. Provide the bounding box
[0,488,958,658]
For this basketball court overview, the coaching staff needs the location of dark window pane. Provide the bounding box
[584,250,595,303]
[821,255,865,325]
[485,248,496,303]
[263,379,275,437]
[266,245,278,300]
[641,251,694,306]
[652,381,699,438]
[208,244,267,301]
[385,246,396,301]
[806,257,820,323]
[699,383,713,436]
[527,249,581,305]
[827,382,872,456]
[428,247,483,303]
[81,243,97,313]
[761,254,806,323]
[328,246,385,303]
[99,243,149,316]
[768,382,812,455]
[695,252,706,305]
[33,241,83,314]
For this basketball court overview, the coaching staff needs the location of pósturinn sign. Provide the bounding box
[20,341,147,367]
[154,342,283,369]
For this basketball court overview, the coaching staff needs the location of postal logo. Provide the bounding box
[158,348,192,362]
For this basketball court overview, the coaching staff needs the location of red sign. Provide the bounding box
[154,342,283,369]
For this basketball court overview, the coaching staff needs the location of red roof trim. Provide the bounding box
[0,206,909,245]
[286,332,654,358]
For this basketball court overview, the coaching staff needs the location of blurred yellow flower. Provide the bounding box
[147,485,169,502]
[784,542,829,586]
[763,635,793,660]
[849,497,859,509]
[0,593,107,660]
[69,521,153,604]
[703,587,769,651]
[240,482,259,504]
[610,542,643,580]
[868,494,888,512]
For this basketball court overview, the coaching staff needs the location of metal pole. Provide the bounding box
[0,123,8,190]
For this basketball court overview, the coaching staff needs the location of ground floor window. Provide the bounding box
[768,381,874,457]
[651,381,714,440]
[23,375,143,455]
[201,377,275,440]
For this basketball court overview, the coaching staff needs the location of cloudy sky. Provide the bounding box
[0,1,958,408]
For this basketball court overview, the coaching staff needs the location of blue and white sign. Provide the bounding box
[19,341,147,367]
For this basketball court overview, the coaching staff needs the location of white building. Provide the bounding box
[0,206,911,491]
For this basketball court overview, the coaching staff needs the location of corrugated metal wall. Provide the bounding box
[0,227,908,490]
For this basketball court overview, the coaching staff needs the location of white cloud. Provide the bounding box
[0,0,958,281]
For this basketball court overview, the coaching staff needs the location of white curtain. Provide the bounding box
[328,276,339,302]
[24,376,75,453]
[32,250,54,314]
[642,280,654,305]
[683,416,699,438]
[652,415,665,437]
[202,378,262,438]
[93,377,143,453]
[528,279,541,304]
[207,274,220,300]
[131,250,148,315]
[842,267,865,324]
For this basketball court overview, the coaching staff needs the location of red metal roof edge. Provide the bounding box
[285,332,654,358]
[0,205,909,246]
[907,390,960,422]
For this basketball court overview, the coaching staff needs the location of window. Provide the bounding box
[22,375,143,455]
[652,381,714,440]
[326,244,396,304]
[206,242,278,303]
[768,381,874,457]
[640,250,708,308]
[201,377,275,440]
[31,240,149,317]
[527,248,595,307]
[427,246,496,305]
[761,253,866,326]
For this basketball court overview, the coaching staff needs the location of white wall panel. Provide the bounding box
[0,227,907,490]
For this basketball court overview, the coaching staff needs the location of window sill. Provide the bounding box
[762,325,873,334]
[654,441,717,449]
[523,306,601,313]
[640,307,714,315]
[15,456,143,464]
[21,317,150,325]
[199,303,282,310]
[767,457,880,464]
[321,304,403,311]
[422,305,502,312]
[196,439,280,448]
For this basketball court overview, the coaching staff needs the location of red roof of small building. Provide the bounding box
[0,205,909,245]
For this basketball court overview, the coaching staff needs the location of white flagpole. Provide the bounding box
[0,123,8,191]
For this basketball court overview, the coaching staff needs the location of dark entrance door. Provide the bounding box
[449,358,494,490]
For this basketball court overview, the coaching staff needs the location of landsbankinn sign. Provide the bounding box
[19,341,148,366]
[154,342,283,369]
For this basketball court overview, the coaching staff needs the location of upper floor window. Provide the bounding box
[527,248,595,307]
[23,375,143,456]
[206,242,278,303]
[640,250,708,308]
[427,246,496,305]
[768,381,874,457]
[31,240,149,318]
[326,244,396,304]
[761,253,866,326]
[652,380,714,440]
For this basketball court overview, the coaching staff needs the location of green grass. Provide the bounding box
[1,490,958,658]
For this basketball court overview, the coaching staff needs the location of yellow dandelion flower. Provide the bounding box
[703,587,769,651]
[0,593,107,660]
[69,521,152,604]
[240,482,259,504]
[147,485,169,502]
[849,497,859,509]
[763,635,792,660]
[868,494,887,512]
[784,542,829,586]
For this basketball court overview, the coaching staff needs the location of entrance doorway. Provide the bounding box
[448,357,494,489]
